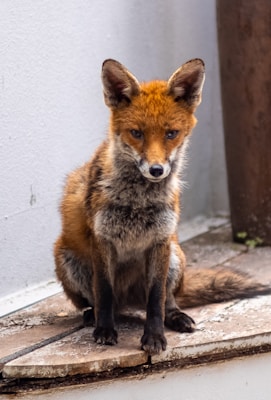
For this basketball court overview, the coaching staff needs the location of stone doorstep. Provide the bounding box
[2,295,271,380]
[1,224,271,383]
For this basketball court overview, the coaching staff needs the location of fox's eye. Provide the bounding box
[130,129,144,139]
[166,130,179,140]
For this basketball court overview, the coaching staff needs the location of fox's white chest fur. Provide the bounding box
[94,161,178,261]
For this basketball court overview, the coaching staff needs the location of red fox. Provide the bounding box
[54,59,270,355]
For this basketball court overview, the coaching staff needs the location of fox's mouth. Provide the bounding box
[146,176,165,183]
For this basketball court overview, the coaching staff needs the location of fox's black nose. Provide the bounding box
[149,164,164,178]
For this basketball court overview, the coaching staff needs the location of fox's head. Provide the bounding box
[102,59,205,182]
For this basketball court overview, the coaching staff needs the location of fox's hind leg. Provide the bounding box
[54,237,94,325]
[165,242,195,332]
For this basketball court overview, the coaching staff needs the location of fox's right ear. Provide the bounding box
[102,59,140,108]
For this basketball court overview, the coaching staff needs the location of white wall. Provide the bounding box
[0,0,228,297]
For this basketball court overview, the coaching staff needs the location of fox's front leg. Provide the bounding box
[92,243,118,345]
[141,243,169,355]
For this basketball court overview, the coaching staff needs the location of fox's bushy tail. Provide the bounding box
[177,267,271,308]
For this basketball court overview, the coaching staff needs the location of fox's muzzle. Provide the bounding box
[138,160,171,182]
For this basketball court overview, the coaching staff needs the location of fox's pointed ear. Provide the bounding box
[167,59,205,111]
[102,59,140,108]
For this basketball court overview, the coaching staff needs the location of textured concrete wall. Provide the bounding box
[0,0,228,297]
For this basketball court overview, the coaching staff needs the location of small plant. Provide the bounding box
[245,237,263,248]
[236,232,263,248]
[236,232,248,240]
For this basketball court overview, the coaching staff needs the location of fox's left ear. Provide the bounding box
[102,59,140,108]
[167,59,205,111]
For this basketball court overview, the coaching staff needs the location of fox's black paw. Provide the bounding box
[93,326,118,345]
[141,332,167,355]
[83,308,95,327]
[165,309,195,333]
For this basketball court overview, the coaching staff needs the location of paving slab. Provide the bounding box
[2,325,148,379]
[0,293,81,370]
[222,246,271,284]
[152,294,271,364]
[182,224,247,269]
